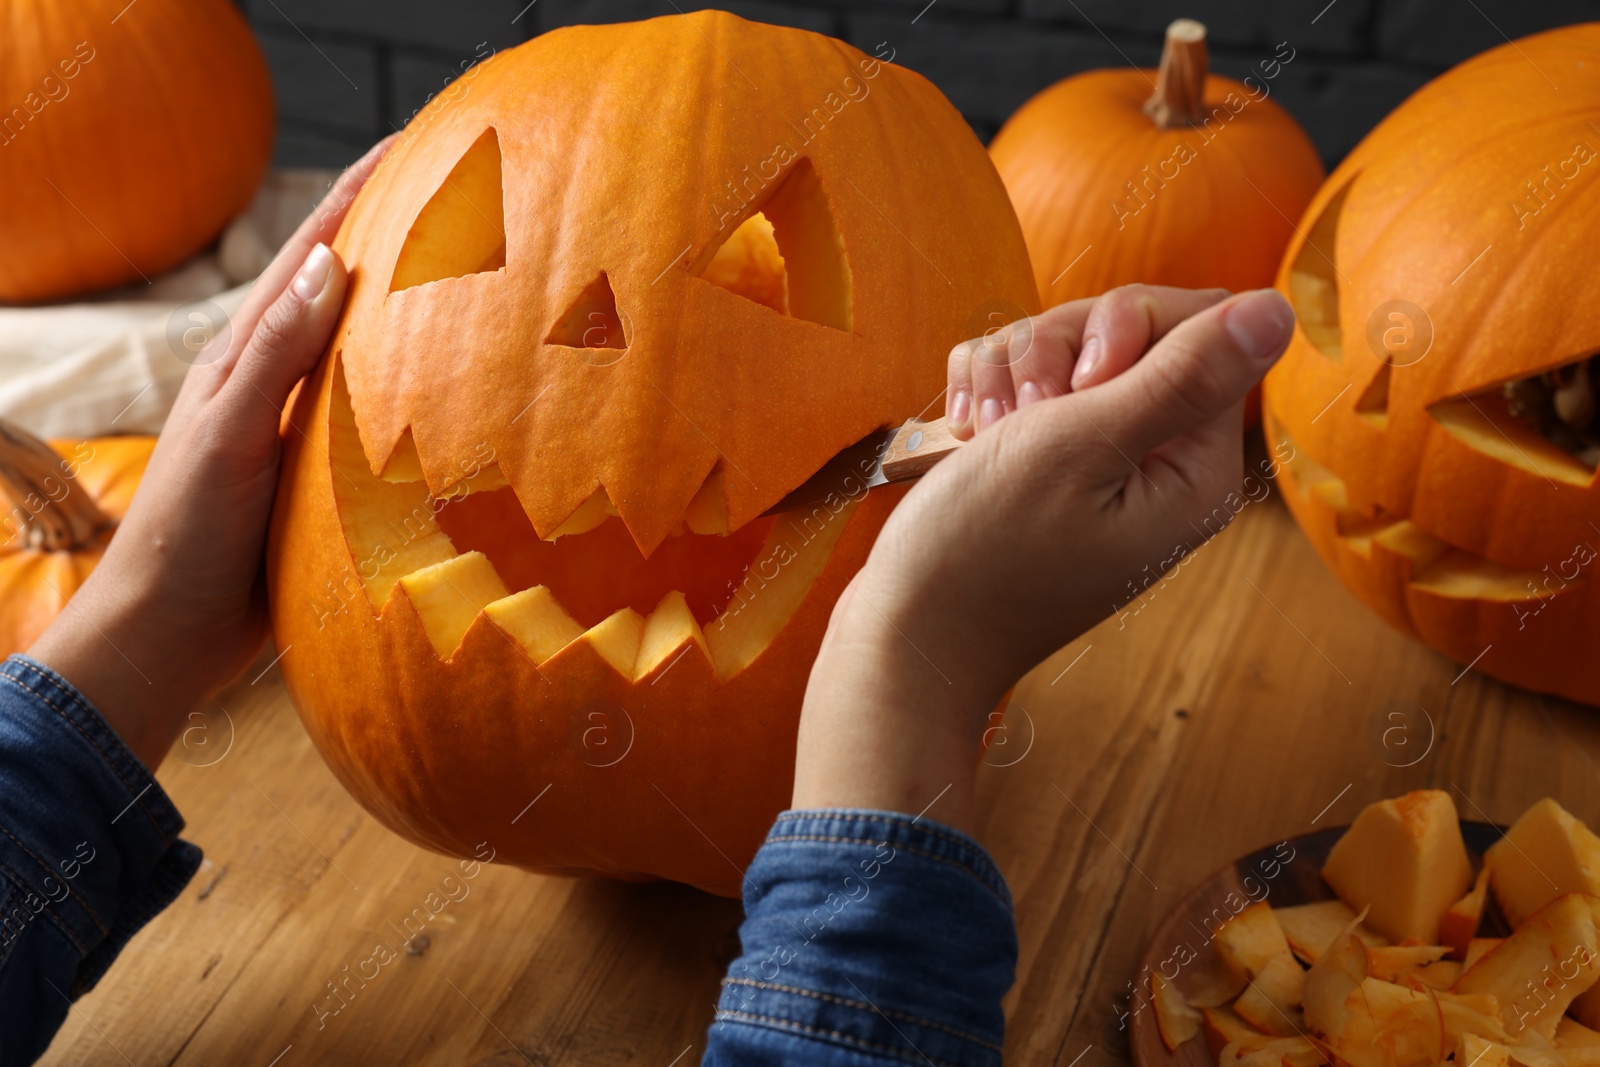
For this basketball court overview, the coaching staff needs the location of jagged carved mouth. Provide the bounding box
[326,364,856,682]
[1271,421,1583,606]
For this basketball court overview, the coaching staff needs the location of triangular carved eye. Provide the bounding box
[1429,352,1600,485]
[693,158,852,333]
[1286,179,1355,363]
[546,272,627,350]
[389,128,506,293]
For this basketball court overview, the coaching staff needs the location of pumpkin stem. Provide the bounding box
[1144,19,1210,128]
[0,419,111,552]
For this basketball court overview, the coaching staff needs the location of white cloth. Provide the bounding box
[0,169,340,439]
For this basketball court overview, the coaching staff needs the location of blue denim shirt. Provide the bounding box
[0,653,1016,1065]
[704,810,1017,1065]
[0,656,201,1066]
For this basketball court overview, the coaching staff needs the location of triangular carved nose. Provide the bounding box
[546,272,627,350]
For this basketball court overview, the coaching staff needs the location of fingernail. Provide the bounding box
[1071,337,1102,390]
[1223,289,1295,362]
[978,396,1004,431]
[1016,380,1043,407]
[949,388,971,428]
[293,243,335,300]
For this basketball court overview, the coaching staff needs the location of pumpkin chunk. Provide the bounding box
[1454,893,1600,1040]
[399,551,510,657]
[1152,970,1203,1051]
[1486,798,1600,928]
[1320,790,1474,943]
[1464,938,1501,969]
[1411,959,1462,990]
[1276,901,1386,965]
[1363,943,1449,982]
[1458,1033,1515,1067]
[1214,903,1292,979]
[1441,865,1491,959]
[1234,951,1307,1036]
[1204,1007,1265,1060]
[1557,1018,1600,1051]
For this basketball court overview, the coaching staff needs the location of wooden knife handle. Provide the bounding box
[880,416,962,483]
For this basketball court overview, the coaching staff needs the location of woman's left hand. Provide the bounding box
[30,137,392,768]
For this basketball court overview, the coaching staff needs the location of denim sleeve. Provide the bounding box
[0,655,202,1066]
[703,809,1017,1067]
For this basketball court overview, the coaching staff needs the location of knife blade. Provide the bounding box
[760,415,962,517]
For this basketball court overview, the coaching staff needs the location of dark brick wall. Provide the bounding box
[242,0,1594,170]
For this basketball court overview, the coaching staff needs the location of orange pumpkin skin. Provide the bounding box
[0,0,274,302]
[1264,24,1600,705]
[988,67,1324,310]
[267,13,1038,896]
[0,436,154,656]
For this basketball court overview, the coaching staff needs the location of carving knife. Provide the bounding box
[761,415,962,517]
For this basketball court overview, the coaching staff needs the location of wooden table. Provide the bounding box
[39,477,1600,1066]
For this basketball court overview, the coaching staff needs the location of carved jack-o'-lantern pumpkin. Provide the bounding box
[1263,24,1600,704]
[267,12,1038,895]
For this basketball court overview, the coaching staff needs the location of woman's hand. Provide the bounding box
[29,137,392,768]
[793,285,1296,831]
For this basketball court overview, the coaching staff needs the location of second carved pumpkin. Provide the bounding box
[1264,23,1600,705]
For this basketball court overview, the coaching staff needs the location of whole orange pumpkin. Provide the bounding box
[0,0,274,302]
[1264,24,1600,704]
[267,12,1038,896]
[989,19,1324,308]
[0,422,154,655]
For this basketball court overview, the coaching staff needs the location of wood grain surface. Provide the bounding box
[38,458,1600,1066]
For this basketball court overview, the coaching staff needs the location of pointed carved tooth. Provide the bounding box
[399,551,510,658]
[484,585,585,664]
[381,427,509,498]
[1428,396,1591,486]
[580,607,644,676]
[1411,550,1566,602]
[453,463,509,495]
[1372,520,1448,570]
[329,381,457,608]
[707,495,858,680]
[635,591,710,681]
[683,470,729,535]
[546,488,617,540]
[380,429,426,482]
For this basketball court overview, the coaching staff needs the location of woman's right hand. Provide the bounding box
[793,285,1296,830]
